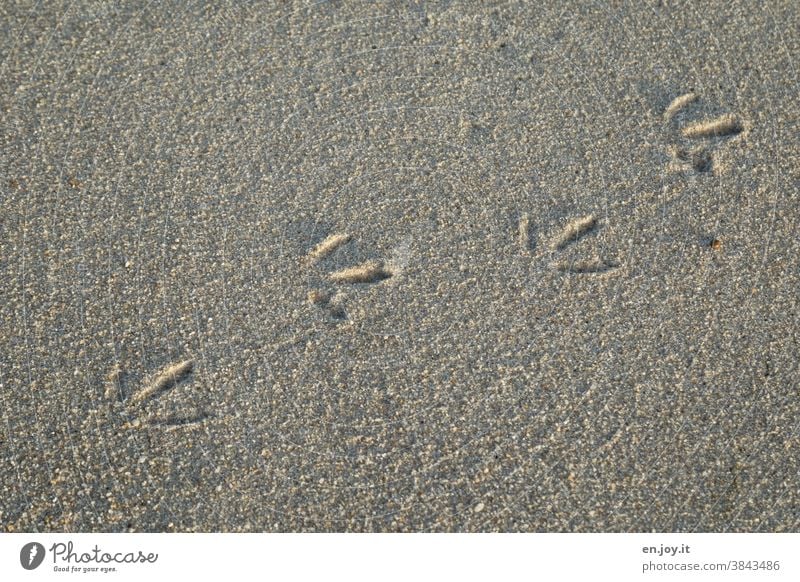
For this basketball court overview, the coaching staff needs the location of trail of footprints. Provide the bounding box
[664,92,744,174]
[90,93,744,439]
[106,359,208,430]
[305,212,616,322]
[82,89,746,443]
[512,92,748,275]
[304,233,395,320]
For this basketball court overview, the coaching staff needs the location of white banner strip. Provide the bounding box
[1,533,797,581]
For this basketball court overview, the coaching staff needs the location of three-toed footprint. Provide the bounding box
[303,233,398,321]
[663,92,745,174]
[519,212,619,275]
[105,359,209,430]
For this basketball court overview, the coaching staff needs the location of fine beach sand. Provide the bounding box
[1,1,798,532]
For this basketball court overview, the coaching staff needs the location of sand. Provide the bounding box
[1,1,798,532]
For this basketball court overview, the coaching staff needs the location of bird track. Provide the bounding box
[302,233,397,321]
[664,92,745,174]
[105,359,208,431]
[519,212,619,276]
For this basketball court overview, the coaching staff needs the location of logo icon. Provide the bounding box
[20,542,46,570]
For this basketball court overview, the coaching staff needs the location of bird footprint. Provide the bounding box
[303,232,396,320]
[105,359,208,430]
[519,213,618,275]
[664,92,744,174]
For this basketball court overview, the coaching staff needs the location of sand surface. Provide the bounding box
[1,1,798,532]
